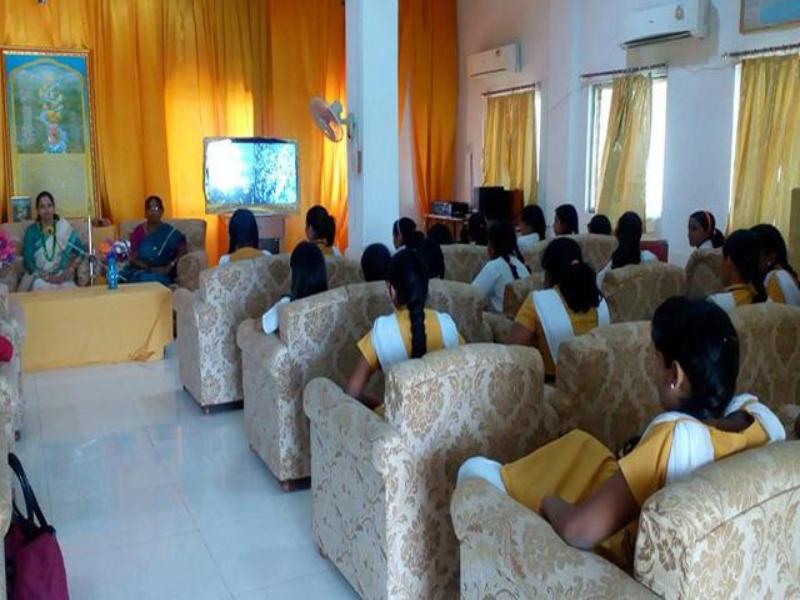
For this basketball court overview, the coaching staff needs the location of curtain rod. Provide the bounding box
[482,83,538,97]
[580,63,668,82]
[724,41,800,61]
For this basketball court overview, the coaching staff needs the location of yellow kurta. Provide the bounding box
[312,239,335,256]
[726,283,757,307]
[514,288,602,377]
[765,269,800,304]
[500,417,770,569]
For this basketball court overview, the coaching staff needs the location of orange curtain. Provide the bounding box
[399,0,459,219]
[0,0,345,261]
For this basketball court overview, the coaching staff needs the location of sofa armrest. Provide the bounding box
[236,318,273,356]
[172,287,196,315]
[483,311,512,342]
[544,384,577,434]
[177,250,207,291]
[452,478,653,599]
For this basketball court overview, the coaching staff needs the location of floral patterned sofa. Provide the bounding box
[521,233,618,276]
[452,441,800,599]
[0,285,24,438]
[236,279,494,486]
[441,244,489,283]
[602,263,687,323]
[685,248,724,298]
[303,344,559,600]
[120,219,208,291]
[0,408,11,600]
[173,255,361,412]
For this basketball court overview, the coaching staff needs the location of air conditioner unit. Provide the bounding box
[467,43,520,79]
[621,0,709,49]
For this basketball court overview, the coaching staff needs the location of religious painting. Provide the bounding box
[1,49,99,218]
[741,0,800,33]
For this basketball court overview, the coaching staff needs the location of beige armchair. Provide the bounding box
[685,248,724,298]
[0,414,11,600]
[304,344,559,600]
[452,441,800,600]
[174,255,361,412]
[601,262,687,323]
[502,272,546,319]
[0,284,24,437]
[441,244,489,283]
[120,218,208,291]
[236,279,493,485]
[521,234,618,275]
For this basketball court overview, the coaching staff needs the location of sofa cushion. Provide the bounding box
[602,262,687,323]
[685,248,724,298]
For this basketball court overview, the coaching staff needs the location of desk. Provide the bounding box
[13,282,172,372]
[424,214,467,241]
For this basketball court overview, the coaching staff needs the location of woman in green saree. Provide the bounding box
[22,191,84,291]
[121,195,186,286]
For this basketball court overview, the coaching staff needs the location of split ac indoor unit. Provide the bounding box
[467,43,520,79]
[621,0,709,49]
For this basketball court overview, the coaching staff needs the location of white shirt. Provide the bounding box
[597,249,659,288]
[261,296,291,334]
[698,239,713,250]
[471,256,530,314]
[517,232,541,253]
[218,250,272,266]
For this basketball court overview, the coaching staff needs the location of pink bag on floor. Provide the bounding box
[5,453,69,600]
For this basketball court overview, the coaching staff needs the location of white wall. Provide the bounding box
[457,0,800,264]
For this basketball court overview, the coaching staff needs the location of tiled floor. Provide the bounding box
[14,350,358,600]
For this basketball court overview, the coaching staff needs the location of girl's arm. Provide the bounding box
[541,472,639,550]
[505,322,534,346]
[346,356,381,409]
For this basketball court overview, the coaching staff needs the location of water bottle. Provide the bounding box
[107,255,119,290]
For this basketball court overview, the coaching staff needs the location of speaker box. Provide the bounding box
[474,187,514,221]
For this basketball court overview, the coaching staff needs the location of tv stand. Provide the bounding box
[221,213,286,254]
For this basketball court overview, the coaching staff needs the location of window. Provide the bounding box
[585,77,668,223]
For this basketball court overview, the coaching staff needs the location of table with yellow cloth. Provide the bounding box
[13,282,172,372]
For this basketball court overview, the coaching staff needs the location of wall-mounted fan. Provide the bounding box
[309,97,354,143]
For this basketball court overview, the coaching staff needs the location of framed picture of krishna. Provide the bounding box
[1,48,99,218]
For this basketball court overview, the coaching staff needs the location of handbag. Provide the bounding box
[5,453,69,600]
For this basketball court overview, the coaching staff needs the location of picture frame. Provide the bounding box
[741,0,800,34]
[1,48,100,219]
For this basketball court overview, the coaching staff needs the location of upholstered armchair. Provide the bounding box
[304,344,560,600]
[236,279,493,486]
[0,416,11,600]
[521,234,618,275]
[120,218,208,291]
[601,263,687,323]
[685,248,724,298]
[174,255,361,412]
[0,284,24,437]
[441,244,489,283]
[502,272,546,319]
[453,441,800,600]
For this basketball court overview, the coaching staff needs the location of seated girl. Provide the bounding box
[471,220,530,314]
[392,217,424,251]
[427,224,454,246]
[22,191,85,291]
[517,205,547,251]
[688,210,725,250]
[260,241,328,334]
[419,238,445,279]
[305,205,341,256]
[460,297,784,569]
[506,238,609,379]
[460,212,488,246]
[346,249,462,412]
[588,214,612,235]
[219,209,271,265]
[553,204,579,236]
[361,243,391,282]
[751,224,800,306]
[121,195,186,286]
[709,229,768,311]
[596,212,657,286]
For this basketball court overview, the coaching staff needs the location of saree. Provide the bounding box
[22,219,84,290]
[121,223,186,286]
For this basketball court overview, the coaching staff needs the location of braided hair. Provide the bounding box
[723,230,767,303]
[488,219,527,280]
[388,249,429,359]
[611,211,644,269]
[541,238,602,313]
[652,297,740,420]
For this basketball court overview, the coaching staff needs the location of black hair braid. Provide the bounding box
[724,230,767,303]
[408,298,427,359]
[388,249,430,359]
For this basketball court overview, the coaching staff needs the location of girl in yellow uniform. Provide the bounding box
[708,229,768,311]
[347,249,462,412]
[596,212,657,287]
[459,297,785,570]
[219,209,271,265]
[506,238,609,379]
[305,205,341,256]
[752,224,800,306]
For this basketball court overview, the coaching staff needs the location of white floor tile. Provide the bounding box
[235,567,358,599]
[65,532,231,600]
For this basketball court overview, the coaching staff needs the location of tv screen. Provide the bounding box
[203,137,299,215]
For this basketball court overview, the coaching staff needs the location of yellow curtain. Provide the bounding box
[730,55,800,236]
[481,91,537,205]
[399,0,458,218]
[596,74,652,225]
[0,0,346,261]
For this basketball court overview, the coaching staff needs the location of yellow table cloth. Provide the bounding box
[13,282,172,372]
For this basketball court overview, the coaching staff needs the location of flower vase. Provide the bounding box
[107,256,119,290]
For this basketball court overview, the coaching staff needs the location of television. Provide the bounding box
[203,137,299,215]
